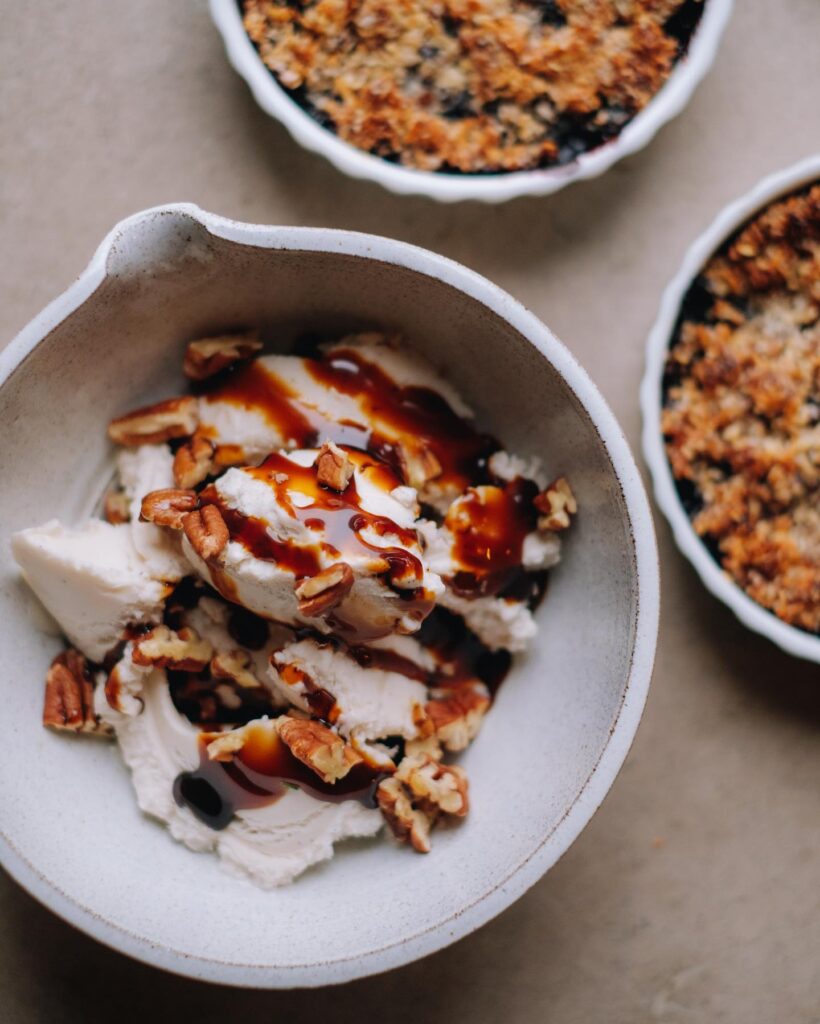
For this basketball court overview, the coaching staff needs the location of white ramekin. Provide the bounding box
[641,153,820,664]
[209,0,733,204]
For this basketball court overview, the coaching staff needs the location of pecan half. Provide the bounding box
[183,332,262,381]
[316,441,354,492]
[132,625,213,671]
[295,562,355,617]
[107,396,199,446]
[423,685,490,752]
[277,715,361,784]
[173,434,216,489]
[182,504,229,560]
[103,490,131,524]
[140,488,199,529]
[395,754,469,817]
[398,444,442,489]
[534,477,577,532]
[43,649,111,736]
[377,776,433,853]
[210,649,261,689]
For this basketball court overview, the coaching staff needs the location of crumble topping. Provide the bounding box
[242,0,704,174]
[662,184,820,634]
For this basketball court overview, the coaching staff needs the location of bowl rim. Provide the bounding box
[640,153,820,664]
[208,0,733,204]
[0,205,659,986]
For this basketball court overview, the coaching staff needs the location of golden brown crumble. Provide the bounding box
[242,0,701,173]
[663,184,820,633]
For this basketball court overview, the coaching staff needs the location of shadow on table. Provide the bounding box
[0,850,598,1023]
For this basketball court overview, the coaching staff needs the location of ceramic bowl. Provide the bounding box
[641,153,820,663]
[209,0,733,204]
[0,205,659,986]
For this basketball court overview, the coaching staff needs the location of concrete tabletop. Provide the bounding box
[1,1,818,1020]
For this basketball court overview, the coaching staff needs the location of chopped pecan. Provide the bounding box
[206,729,248,762]
[210,649,261,689]
[182,504,229,560]
[183,332,263,381]
[398,444,442,489]
[132,625,213,671]
[107,396,199,446]
[140,488,199,529]
[295,562,354,617]
[349,730,397,772]
[377,776,433,853]
[424,686,490,751]
[43,649,111,736]
[534,476,577,531]
[316,441,354,492]
[103,490,131,524]
[395,754,469,817]
[277,715,361,784]
[404,733,443,760]
[173,434,216,489]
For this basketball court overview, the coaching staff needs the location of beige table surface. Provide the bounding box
[1,1,819,1020]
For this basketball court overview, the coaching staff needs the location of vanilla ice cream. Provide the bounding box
[14,329,577,884]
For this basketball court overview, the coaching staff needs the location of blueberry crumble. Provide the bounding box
[663,183,820,634]
[241,0,706,174]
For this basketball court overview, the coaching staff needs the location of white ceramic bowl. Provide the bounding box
[0,205,659,986]
[641,153,820,664]
[209,0,733,204]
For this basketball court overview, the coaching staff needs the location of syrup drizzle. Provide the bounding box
[199,449,428,599]
[306,348,498,491]
[173,721,381,830]
[446,478,540,597]
[201,348,497,491]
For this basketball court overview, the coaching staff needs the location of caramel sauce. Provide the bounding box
[307,348,498,491]
[169,670,278,727]
[173,721,381,830]
[203,359,372,451]
[201,347,497,491]
[446,478,539,597]
[200,450,425,588]
[417,607,512,697]
[279,662,338,722]
[202,361,318,447]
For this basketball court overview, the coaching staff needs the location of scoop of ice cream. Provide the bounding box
[11,520,169,661]
[109,667,380,888]
[117,444,191,581]
[181,446,442,640]
[270,633,430,741]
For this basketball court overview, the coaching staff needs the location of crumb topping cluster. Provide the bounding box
[242,0,701,173]
[663,184,820,633]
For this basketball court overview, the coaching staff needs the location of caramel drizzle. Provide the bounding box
[446,478,540,597]
[201,349,497,491]
[173,722,380,831]
[200,449,425,586]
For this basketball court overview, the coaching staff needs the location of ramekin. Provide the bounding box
[641,153,820,664]
[209,0,733,204]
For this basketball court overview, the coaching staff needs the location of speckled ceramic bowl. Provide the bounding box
[209,0,733,204]
[0,205,659,986]
[641,153,820,663]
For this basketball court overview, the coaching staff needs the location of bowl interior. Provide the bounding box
[0,212,641,980]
